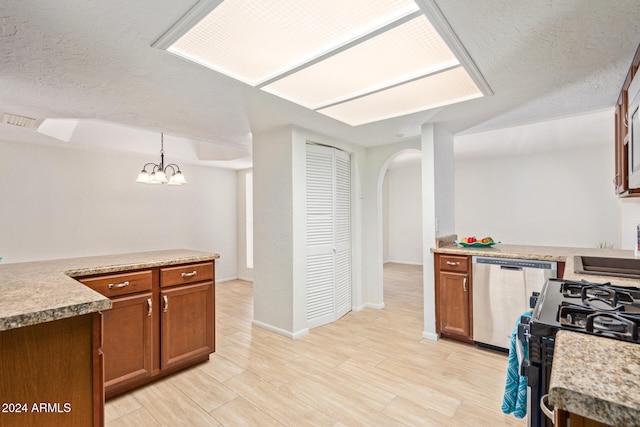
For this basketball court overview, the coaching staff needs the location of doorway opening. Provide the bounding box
[380,149,423,311]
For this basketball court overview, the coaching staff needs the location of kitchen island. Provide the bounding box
[0,249,219,427]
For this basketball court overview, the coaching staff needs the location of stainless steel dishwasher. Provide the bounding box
[472,256,557,350]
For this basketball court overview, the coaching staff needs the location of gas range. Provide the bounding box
[530,278,640,343]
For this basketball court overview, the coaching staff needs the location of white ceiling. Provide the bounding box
[1,0,640,168]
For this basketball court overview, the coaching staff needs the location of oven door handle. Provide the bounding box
[540,394,555,422]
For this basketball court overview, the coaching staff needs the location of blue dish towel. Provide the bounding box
[501,312,531,418]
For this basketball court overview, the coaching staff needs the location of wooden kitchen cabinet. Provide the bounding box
[0,313,103,427]
[614,43,640,196]
[78,260,215,399]
[435,254,473,343]
[80,270,154,398]
[102,292,153,395]
[556,409,609,427]
[159,261,215,371]
[160,281,214,370]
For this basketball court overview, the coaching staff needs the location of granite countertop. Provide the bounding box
[0,249,220,332]
[549,331,640,426]
[431,237,640,287]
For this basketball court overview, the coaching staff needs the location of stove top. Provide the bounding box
[531,279,640,343]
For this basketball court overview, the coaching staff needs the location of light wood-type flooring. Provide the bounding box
[105,263,526,426]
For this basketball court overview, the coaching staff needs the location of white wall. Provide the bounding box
[619,199,640,249]
[382,174,389,262]
[252,126,296,336]
[422,124,454,340]
[252,125,367,338]
[455,144,620,248]
[0,139,238,281]
[383,165,423,264]
[236,168,254,282]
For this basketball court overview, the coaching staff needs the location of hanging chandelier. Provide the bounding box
[135,132,187,185]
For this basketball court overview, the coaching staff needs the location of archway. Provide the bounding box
[378,149,423,306]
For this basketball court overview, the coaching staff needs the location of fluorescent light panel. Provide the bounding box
[169,0,419,85]
[317,67,483,126]
[262,15,459,109]
[164,0,485,126]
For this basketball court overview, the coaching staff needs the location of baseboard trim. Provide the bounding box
[362,302,385,310]
[422,331,439,341]
[252,320,309,339]
[385,260,424,266]
[215,276,238,284]
[236,276,254,282]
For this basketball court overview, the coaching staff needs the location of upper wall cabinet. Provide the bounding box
[614,44,640,197]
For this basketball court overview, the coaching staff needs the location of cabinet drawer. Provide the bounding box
[160,262,214,288]
[80,270,152,298]
[438,255,469,273]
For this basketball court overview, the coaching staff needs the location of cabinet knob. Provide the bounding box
[163,295,169,313]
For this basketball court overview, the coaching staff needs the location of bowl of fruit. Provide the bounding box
[454,236,499,247]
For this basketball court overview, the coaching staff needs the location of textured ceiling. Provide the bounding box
[1,0,640,167]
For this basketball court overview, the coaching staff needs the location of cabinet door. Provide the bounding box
[161,281,214,370]
[438,271,472,339]
[102,292,153,394]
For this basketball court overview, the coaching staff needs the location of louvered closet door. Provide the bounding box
[306,144,351,329]
[334,149,351,319]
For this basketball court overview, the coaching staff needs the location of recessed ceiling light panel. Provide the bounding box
[317,67,483,126]
[262,15,459,109]
[168,0,420,85]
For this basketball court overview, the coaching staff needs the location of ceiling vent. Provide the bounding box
[2,113,38,128]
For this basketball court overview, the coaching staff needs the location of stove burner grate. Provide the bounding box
[559,280,640,313]
[558,302,640,342]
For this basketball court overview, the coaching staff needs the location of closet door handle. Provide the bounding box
[163,295,169,313]
[147,298,152,316]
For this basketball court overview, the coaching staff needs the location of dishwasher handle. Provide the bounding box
[500,265,523,271]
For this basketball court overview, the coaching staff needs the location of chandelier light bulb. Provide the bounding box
[136,170,150,183]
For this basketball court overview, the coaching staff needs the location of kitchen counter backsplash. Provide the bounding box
[0,249,219,331]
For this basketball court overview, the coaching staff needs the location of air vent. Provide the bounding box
[2,113,38,128]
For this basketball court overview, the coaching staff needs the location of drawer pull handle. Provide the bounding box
[446,261,460,266]
[147,298,152,316]
[463,278,467,292]
[181,271,197,278]
[163,295,169,313]
[108,281,130,289]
